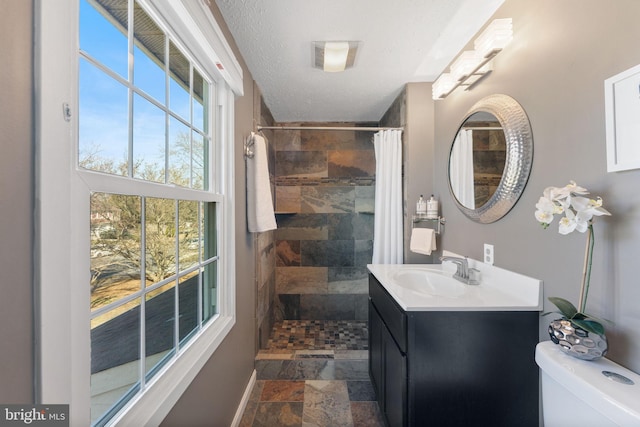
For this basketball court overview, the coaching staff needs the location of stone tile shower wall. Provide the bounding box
[254,84,278,349]
[273,125,376,322]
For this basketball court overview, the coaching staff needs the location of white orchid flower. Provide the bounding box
[535,196,563,228]
[535,196,557,214]
[535,209,554,226]
[573,215,590,233]
[545,181,590,202]
[537,195,564,213]
[558,217,578,234]
[537,181,612,324]
[543,186,567,201]
[572,197,610,230]
[571,197,595,222]
[558,195,571,212]
[558,209,578,235]
[564,180,589,195]
[536,182,609,236]
[572,196,611,217]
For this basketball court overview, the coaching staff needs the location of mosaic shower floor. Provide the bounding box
[265,320,369,351]
[239,320,383,427]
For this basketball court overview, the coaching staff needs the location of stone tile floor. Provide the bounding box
[239,321,384,427]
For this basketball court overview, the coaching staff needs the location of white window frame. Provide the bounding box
[34,1,242,425]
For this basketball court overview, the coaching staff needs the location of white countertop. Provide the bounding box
[367,257,543,312]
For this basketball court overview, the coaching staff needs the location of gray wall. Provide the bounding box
[381,83,438,264]
[405,83,437,264]
[0,0,34,404]
[433,0,640,372]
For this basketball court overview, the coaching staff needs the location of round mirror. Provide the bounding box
[448,94,533,223]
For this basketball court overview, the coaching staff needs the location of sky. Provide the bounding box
[78,0,206,183]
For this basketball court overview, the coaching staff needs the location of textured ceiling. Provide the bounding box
[215,0,504,122]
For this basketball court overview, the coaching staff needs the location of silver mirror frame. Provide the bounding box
[448,94,533,224]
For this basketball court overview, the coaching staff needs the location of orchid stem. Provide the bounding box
[578,223,594,313]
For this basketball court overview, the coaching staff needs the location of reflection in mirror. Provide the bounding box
[447,94,533,224]
[449,112,506,209]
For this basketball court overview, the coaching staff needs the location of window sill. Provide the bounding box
[108,314,235,426]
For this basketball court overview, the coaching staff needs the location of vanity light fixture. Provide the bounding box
[432,73,457,100]
[313,41,359,72]
[474,18,513,58]
[432,18,512,99]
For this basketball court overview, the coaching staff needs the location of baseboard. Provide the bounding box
[230,369,257,427]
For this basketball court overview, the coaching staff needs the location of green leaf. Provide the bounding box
[548,297,578,319]
[582,313,615,327]
[572,312,587,320]
[571,318,605,336]
[541,311,559,317]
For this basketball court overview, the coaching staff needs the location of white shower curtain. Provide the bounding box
[372,129,403,264]
[450,129,475,208]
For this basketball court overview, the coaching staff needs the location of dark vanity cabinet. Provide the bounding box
[368,274,539,427]
[369,297,406,427]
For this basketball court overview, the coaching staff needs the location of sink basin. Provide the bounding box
[367,256,543,311]
[391,269,466,298]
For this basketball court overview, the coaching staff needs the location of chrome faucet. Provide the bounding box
[439,255,480,285]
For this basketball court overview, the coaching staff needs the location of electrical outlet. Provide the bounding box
[484,244,494,265]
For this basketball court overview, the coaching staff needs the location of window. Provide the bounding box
[36,0,242,425]
[78,0,211,190]
[79,2,221,422]
[89,195,217,424]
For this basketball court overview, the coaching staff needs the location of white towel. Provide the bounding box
[247,133,277,232]
[409,228,436,255]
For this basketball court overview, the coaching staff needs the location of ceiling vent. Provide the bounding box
[313,41,359,72]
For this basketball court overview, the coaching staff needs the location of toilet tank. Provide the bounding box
[536,341,640,426]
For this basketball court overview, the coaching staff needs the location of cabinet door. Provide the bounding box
[369,300,384,408]
[383,324,406,427]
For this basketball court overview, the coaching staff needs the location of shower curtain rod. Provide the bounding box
[256,125,403,132]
